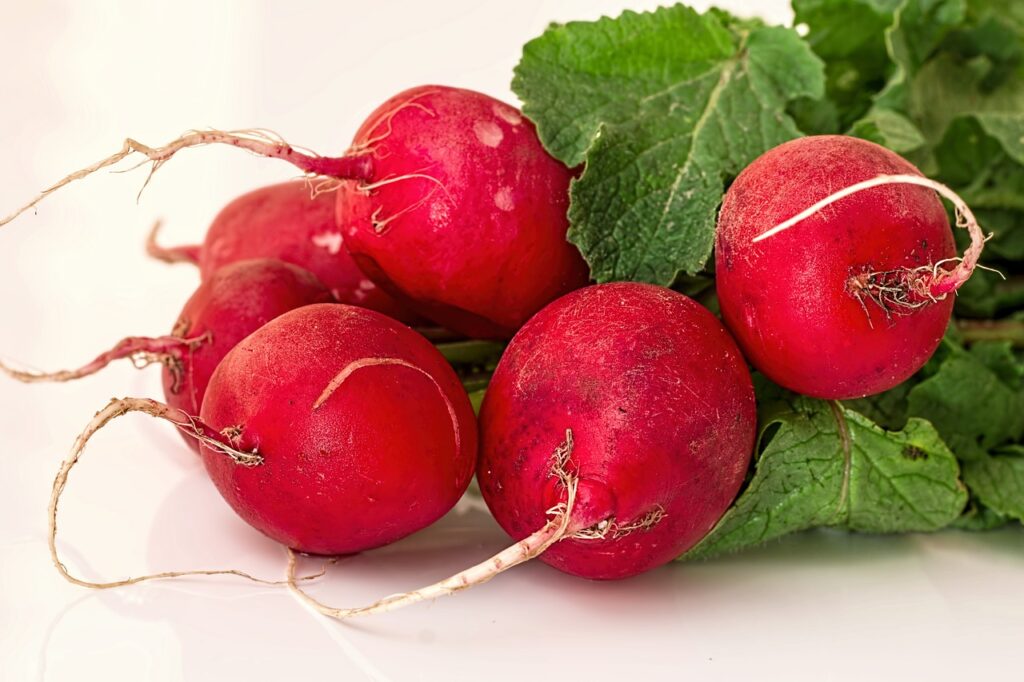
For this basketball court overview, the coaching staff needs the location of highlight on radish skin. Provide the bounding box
[716,135,988,400]
[285,283,756,616]
[336,86,590,338]
[2,86,590,339]
[146,181,420,323]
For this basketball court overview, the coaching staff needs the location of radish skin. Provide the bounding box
[716,135,974,399]
[198,303,478,555]
[146,182,420,322]
[48,304,476,589]
[285,283,756,616]
[337,86,589,338]
[477,283,756,579]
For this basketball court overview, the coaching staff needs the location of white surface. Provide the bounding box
[0,2,1021,681]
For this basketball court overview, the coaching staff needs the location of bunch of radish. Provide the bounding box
[1,80,986,616]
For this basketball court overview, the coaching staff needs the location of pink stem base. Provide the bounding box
[0,335,206,384]
[145,219,201,265]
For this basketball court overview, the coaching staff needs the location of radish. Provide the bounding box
[3,86,590,338]
[3,258,333,451]
[49,303,477,587]
[716,135,988,400]
[336,86,589,338]
[285,283,756,616]
[146,181,420,323]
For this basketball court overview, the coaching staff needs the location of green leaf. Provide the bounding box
[849,107,927,152]
[875,0,967,111]
[961,446,1024,521]
[958,446,1024,520]
[514,5,738,168]
[787,96,841,135]
[906,342,1024,461]
[951,498,1009,529]
[686,395,966,559]
[793,0,901,128]
[972,113,1024,165]
[890,0,967,72]
[955,265,1024,317]
[907,53,1024,148]
[950,1,1024,89]
[904,342,1024,524]
[844,381,915,430]
[964,0,1024,35]
[514,5,824,284]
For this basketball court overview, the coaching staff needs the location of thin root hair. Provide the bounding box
[47,397,341,592]
[284,428,581,618]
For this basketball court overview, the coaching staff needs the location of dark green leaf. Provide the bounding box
[962,445,1024,522]
[907,342,1024,461]
[686,395,966,559]
[794,0,901,128]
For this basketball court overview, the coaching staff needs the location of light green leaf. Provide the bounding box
[849,107,927,152]
[514,5,738,168]
[907,52,1024,145]
[514,5,824,284]
[973,113,1024,165]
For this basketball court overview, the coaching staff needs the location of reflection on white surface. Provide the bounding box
[8,479,1023,681]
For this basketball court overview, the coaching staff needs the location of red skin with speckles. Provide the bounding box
[198,303,477,555]
[715,136,955,400]
[337,86,590,339]
[478,283,756,580]
[198,181,419,323]
[162,259,334,452]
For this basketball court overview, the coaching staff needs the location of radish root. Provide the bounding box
[349,92,439,154]
[314,357,463,458]
[146,219,201,265]
[46,397,315,591]
[285,430,581,618]
[358,171,453,235]
[1,130,374,228]
[753,174,991,310]
[572,504,667,540]
[0,335,208,386]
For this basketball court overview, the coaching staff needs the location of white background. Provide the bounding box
[1,2,1021,681]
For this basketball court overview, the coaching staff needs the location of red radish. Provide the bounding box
[197,303,477,554]
[716,135,986,400]
[336,86,589,338]
[3,86,589,338]
[476,283,755,579]
[284,283,756,617]
[147,181,419,323]
[48,303,477,587]
[2,259,333,451]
